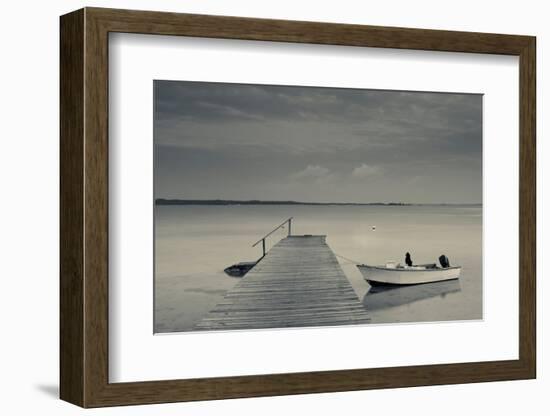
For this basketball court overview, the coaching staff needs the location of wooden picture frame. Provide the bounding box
[60,7,536,408]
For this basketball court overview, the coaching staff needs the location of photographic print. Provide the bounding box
[154,80,482,333]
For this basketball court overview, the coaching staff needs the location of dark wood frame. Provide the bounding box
[60,7,536,408]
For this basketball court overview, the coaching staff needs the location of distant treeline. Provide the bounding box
[155,199,411,206]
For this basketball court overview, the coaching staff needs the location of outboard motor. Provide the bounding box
[439,254,450,268]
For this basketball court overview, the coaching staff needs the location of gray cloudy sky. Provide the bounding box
[154,81,482,204]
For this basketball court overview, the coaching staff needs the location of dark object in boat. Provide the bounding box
[224,261,257,277]
[405,252,413,267]
[439,254,450,268]
[396,263,436,269]
[418,263,437,269]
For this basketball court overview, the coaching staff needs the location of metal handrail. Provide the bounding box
[252,217,293,257]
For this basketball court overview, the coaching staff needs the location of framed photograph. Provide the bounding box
[60,7,536,407]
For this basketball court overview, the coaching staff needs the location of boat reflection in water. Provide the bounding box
[362,279,462,311]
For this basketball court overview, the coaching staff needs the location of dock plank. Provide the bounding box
[195,235,370,331]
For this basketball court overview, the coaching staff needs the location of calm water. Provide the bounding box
[154,205,482,333]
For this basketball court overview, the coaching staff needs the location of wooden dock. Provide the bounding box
[195,235,370,331]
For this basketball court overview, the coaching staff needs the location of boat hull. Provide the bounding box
[224,261,257,277]
[357,264,461,286]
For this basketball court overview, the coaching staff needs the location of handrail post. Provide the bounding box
[252,217,294,257]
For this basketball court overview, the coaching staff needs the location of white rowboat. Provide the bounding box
[357,263,461,286]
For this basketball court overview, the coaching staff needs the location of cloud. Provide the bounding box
[352,163,380,178]
[154,80,482,203]
[196,101,265,121]
[291,165,331,180]
[155,80,482,134]
[155,80,482,161]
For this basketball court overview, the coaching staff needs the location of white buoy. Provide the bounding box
[372,225,376,231]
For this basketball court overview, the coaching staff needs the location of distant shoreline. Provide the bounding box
[155,199,481,207]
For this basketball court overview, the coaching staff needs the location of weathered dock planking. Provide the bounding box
[195,235,370,330]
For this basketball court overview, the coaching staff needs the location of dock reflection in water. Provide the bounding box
[363,279,462,312]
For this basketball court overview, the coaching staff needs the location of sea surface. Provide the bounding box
[154,205,482,333]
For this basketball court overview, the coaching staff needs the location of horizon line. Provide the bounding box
[155,198,482,206]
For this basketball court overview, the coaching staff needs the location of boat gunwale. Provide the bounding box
[357,264,462,272]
